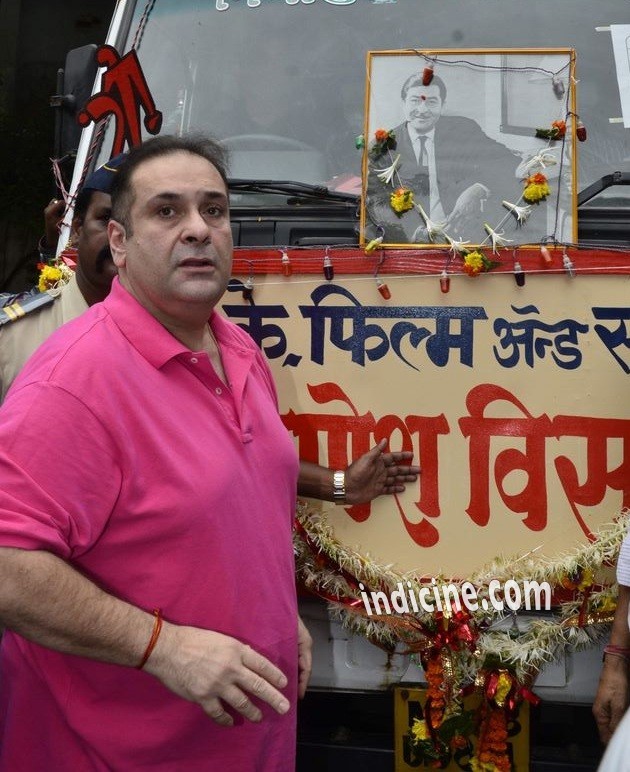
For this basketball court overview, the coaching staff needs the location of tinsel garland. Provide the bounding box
[295,500,628,765]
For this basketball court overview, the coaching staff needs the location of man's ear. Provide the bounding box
[70,215,83,243]
[108,219,127,268]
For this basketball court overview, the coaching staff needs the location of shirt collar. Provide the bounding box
[102,278,188,369]
[407,126,436,144]
[102,278,254,370]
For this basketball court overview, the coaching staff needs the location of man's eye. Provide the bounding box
[158,206,175,217]
[206,206,224,217]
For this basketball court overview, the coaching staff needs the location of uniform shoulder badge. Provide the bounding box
[0,289,55,327]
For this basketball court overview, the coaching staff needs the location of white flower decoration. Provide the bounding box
[502,200,533,225]
[483,223,512,254]
[415,203,447,242]
[521,151,557,175]
[445,234,471,256]
[375,154,401,186]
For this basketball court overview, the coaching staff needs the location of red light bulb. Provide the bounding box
[576,120,587,142]
[281,251,292,277]
[323,255,334,281]
[376,278,391,300]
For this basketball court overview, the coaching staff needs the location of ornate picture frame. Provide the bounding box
[360,49,577,250]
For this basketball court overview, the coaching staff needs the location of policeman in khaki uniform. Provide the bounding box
[0,155,126,401]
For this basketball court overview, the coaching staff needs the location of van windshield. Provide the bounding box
[98,0,630,203]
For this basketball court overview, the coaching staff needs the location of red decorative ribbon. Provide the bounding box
[413,608,478,663]
[482,670,540,713]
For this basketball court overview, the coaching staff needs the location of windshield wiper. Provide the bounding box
[228,179,359,205]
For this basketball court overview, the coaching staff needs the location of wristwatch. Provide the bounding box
[332,470,346,504]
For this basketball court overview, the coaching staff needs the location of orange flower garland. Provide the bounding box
[551,120,567,138]
[409,650,476,768]
[425,653,447,728]
[470,671,519,771]
[471,702,511,772]
[369,127,397,158]
[535,119,566,140]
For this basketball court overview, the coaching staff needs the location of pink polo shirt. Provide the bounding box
[0,278,300,771]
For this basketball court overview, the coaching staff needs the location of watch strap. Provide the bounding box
[333,470,346,504]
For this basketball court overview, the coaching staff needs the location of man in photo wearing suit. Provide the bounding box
[367,73,521,244]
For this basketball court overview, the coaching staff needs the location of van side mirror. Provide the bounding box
[50,44,98,160]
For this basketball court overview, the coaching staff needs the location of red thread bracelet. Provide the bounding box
[136,608,163,670]
[603,644,630,663]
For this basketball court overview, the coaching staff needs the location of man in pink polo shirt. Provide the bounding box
[0,135,308,770]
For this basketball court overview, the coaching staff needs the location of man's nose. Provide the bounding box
[182,210,211,242]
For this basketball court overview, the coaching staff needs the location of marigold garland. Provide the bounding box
[470,702,511,772]
[365,101,572,251]
[462,251,486,276]
[535,119,566,140]
[425,654,447,728]
[522,172,551,204]
[37,264,64,292]
[390,187,415,216]
[37,261,73,294]
[369,128,397,159]
[462,250,499,277]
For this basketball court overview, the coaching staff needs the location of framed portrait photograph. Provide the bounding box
[360,49,577,250]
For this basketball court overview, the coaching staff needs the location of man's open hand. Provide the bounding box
[345,438,420,505]
[146,623,290,726]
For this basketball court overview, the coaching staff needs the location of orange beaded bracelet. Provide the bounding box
[136,608,163,670]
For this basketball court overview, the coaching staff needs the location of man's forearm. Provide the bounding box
[606,584,630,650]
[0,547,154,667]
[0,546,292,725]
[297,444,419,506]
[601,583,630,684]
[297,461,335,501]
[593,583,630,742]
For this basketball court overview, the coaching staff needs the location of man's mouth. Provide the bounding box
[178,257,214,268]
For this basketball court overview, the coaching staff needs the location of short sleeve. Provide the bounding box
[0,383,122,558]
